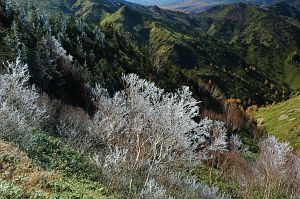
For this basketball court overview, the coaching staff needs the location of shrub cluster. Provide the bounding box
[0,58,47,144]
[1,58,300,198]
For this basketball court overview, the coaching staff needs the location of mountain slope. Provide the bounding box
[255,95,300,148]
[11,0,300,106]
[97,2,300,101]
[196,3,300,90]
[99,5,285,104]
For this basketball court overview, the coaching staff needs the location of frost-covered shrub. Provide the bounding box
[91,74,228,166]
[102,146,129,177]
[54,104,96,149]
[291,156,300,197]
[158,172,230,199]
[194,118,228,159]
[292,156,300,180]
[0,102,28,138]
[140,179,173,199]
[232,136,300,198]
[47,36,73,64]
[229,134,242,152]
[90,73,229,197]
[255,136,291,177]
[0,58,47,139]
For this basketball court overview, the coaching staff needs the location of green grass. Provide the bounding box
[0,131,117,198]
[195,165,239,197]
[254,95,300,148]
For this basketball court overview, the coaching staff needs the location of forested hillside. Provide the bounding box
[1,0,300,198]
[8,0,300,105]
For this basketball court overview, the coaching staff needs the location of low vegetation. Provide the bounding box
[0,137,114,199]
[254,95,300,148]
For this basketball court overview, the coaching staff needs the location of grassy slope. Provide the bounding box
[0,132,117,198]
[255,95,300,148]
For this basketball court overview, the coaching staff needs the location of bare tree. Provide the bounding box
[0,58,47,139]
[233,136,300,199]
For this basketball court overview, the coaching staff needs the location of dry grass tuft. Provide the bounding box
[0,140,59,195]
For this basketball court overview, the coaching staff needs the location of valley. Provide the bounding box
[0,0,300,198]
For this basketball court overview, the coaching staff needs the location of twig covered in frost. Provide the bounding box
[140,179,174,199]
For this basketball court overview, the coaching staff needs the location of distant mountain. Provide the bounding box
[125,0,180,6]
[161,0,248,13]
[271,1,300,20]
[159,0,299,13]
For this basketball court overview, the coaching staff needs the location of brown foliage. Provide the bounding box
[202,100,246,132]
